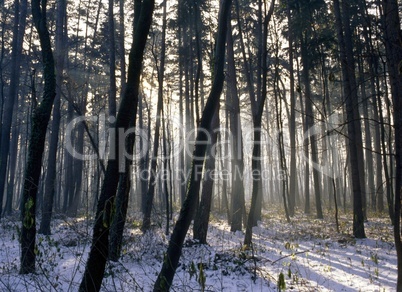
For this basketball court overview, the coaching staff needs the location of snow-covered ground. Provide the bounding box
[0,211,397,291]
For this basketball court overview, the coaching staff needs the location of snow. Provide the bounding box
[0,212,397,291]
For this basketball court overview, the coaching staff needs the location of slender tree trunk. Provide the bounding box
[381,0,402,289]
[119,0,126,96]
[193,106,219,243]
[4,116,18,215]
[227,18,245,232]
[142,0,167,232]
[333,0,365,238]
[63,102,74,213]
[0,0,27,217]
[287,0,297,216]
[274,46,290,223]
[20,0,56,274]
[39,0,66,235]
[245,0,276,233]
[108,0,117,118]
[300,33,323,219]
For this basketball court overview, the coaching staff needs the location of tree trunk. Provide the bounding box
[381,0,402,289]
[108,0,117,118]
[79,0,154,290]
[193,106,219,244]
[244,0,275,237]
[39,0,66,235]
[0,0,27,217]
[300,34,323,219]
[20,0,56,274]
[333,0,365,238]
[287,0,297,217]
[227,18,245,232]
[141,0,167,232]
[119,0,126,96]
[153,0,230,289]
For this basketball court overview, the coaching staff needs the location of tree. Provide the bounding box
[333,0,365,238]
[0,0,27,217]
[244,0,275,246]
[20,0,56,274]
[227,17,246,232]
[142,0,168,232]
[108,0,117,118]
[39,0,66,235]
[286,0,297,217]
[153,0,231,289]
[193,106,219,243]
[79,0,155,290]
[381,0,402,289]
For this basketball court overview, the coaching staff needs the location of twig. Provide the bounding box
[271,250,311,265]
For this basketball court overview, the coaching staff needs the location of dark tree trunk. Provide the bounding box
[108,0,117,118]
[119,0,126,96]
[109,160,131,262]
[141,0,167,232]
[244,0,276,245]
[39,0,66,235]
[20,0,56,274]
[153,0,231,289]
[138,94,150,213]
[193,106,219,244]
[381,0,402,289]
[287,0,297,217]
[333,0,365,238]
[227,18,245,232]
[5,116,19,215]
[79,0,154,290]
[62,102,74,214]
[273,47,290,223]
[300,35,323,219]
[0,0,27,217]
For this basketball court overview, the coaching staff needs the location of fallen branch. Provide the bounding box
[271,249,311,265]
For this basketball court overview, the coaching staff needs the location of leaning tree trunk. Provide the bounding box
[153,0,231,289]
[193,106,219,244]
[79,0,154,290]
[20,0,56,274]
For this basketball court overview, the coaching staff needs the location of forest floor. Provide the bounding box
[0,209,397,291]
